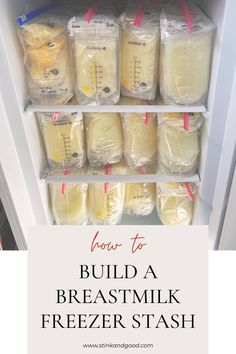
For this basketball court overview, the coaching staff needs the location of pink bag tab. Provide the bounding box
[134,0,145,27]
[61,169,70,194]
[104,164,112,194]
[52,112,59,122]
[185,182,196,201]
[145,112,150,125]
[183,112,190,131]
[178,0,193,33]
[138,166,146,174]
[85,3,99,24]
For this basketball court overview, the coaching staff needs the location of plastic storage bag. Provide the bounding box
[85,113,123,167]
[89,182,125,225]
[88,162,126,225]
[39,112,86,170]
[125,181,156,216]
[156,182,196,225]
[157,113,202,175]
[68,7,120,105]
[17,7,73,104]
[50,183,88,225]
[160,0,216,105]
[121,2,160,100]
[122,112,157,168]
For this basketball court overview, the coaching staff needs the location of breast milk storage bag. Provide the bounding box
[157,113,202,175]
[156,182,196,225]
[88,163,126,225]
[68,7,120,105]
[85,113,123,167]
[125,179,156,216]
[50,183,88,225]
[160,1,216,105]
[121,3,160,100]
[39,112,86,170]
[122,112,157,168]
[17,7,73,104]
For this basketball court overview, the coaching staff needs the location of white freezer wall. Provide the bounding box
[0,94,33,247]
[194,0,236,249]
[0,0,51,230]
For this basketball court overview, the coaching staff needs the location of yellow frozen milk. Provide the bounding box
[50,183,88,225]
[39,112,86,170]
[85,113,123,167]
[121,5,160,100]
[122,112,157,167]
[158,113,202,175]
[68,9,120,104]
[18,16,73,104]
[125,182,156,216]
[156,182,196,225]
[160,1,215,104]
[89,183,125,225]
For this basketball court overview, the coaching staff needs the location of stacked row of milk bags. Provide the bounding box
[39,111,202,176]
[38,111,198,225]
[17,0,216,105]
[50,179,196,225]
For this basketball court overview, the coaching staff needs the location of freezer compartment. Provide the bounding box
[0,0,234,246]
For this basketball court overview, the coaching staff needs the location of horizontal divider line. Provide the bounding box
[41,173,200,184]
[27,104,207,113]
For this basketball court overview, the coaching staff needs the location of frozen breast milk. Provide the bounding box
[85,113,123,167]
[39,112,86,170]
[122,112,157,167]
[89,183,125,225]
[68,9,120,105]
[125,182,156,216]
[158,113,202,175]
[160,1,216,104]
[50,183,88,225]
[18,16,73,104]
[156,182,196,225]
[121,5,160,100]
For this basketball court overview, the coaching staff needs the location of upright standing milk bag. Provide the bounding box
[39,112,86,170]
[17,6,73,104]
[68,7,120,105]
[157,113,202,175]
[156,182,196,225]
[160,1,216,105]
[88,162,126,225]
[125,177,156,216]
[85,112,123,167]
[122,112,157,167]
[121,2,160,100]
[50,183,88,225]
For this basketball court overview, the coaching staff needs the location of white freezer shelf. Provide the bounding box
[26,95,206,113]
[41,168,200,184]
